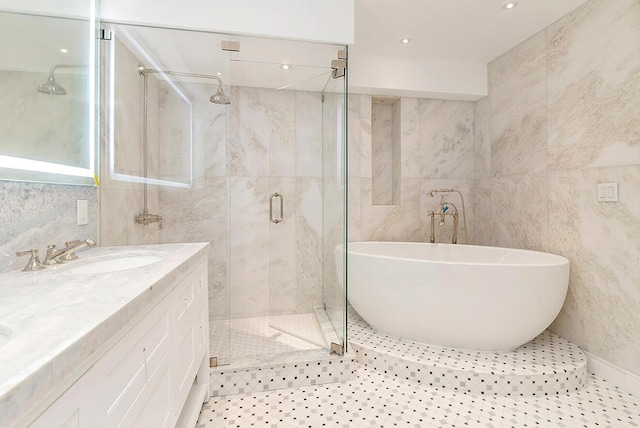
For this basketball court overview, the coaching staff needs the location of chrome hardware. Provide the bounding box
[331,49,347,79]
[98,28,112,40]
[426,189,468,245]
[134,210,163,227]
[330,342,344,356]
[16,249,46,272]
[43,239,96,265]
[42,245,61,265]
[269,193,284,224]
[221,40,240,52]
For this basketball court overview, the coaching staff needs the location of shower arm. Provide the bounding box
[48,64,88,77]
[138,67,224,88]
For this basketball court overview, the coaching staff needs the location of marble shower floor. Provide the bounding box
[198,366,640,427]
[211,314,326,366]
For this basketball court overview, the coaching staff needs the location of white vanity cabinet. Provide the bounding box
[29,260,209,428]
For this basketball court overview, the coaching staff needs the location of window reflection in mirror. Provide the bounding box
[105,25,193,188]
[0,11,97,185]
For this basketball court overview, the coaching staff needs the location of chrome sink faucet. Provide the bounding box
[42,239,97,265]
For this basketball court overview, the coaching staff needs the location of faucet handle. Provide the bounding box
[16,249,46,272]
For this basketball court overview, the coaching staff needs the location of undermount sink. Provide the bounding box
[0,326,12,349]
[65,254,163,275]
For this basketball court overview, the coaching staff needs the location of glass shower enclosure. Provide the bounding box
[99,22,348,367]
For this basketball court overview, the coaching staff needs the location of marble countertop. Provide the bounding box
[0,242,209,427]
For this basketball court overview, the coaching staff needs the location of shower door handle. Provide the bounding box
[269,193,283,224]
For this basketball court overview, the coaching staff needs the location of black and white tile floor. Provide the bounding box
[201,311,639,427]
[198,366,640,427]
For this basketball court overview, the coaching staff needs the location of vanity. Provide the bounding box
[0,242,210,428]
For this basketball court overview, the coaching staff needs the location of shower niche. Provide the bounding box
[371,96,401,206]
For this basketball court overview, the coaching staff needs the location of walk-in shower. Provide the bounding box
[99,23,348,370]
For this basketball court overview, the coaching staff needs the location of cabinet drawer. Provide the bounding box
[174,273,195,328]
[96,299,172,425]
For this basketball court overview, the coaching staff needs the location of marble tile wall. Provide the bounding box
[0,182,98,273]
[146,86,325,322]
[0,71,88,168]
[371,103,394,205]
[349,95,476,245]
[478,0,640,376]
[99,37,160,247]
[0,69,98,274]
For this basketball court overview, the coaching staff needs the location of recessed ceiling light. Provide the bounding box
[503,1,518,10]
[60,48,68,53]
[217,72,222,76]
[281,64,290,70]
[401,38,410,44]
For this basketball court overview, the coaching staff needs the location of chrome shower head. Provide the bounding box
[210,85,230,105]
[38,68,67,95]
[37,65,88,95]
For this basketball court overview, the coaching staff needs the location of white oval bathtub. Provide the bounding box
[341,242,569,352]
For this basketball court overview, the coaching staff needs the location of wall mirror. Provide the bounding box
[0,10,98,185]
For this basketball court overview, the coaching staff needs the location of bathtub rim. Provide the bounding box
[340,241,569,268]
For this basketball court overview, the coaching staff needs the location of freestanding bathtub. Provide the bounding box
[340,242,570,352]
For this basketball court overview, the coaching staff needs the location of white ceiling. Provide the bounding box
[1,1,592,94]
[353,0,590,63]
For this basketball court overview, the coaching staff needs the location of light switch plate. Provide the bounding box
[77,200,88,225]
[597,183,618,202]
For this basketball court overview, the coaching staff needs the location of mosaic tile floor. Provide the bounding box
[211,314,325,366]
[198,366,640,427]
[349,310,587,396]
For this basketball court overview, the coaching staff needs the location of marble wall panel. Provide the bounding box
[360,178,423,242]
[547,0,640,171]
[481,0,640,377]
[266,90,296,178]
[400,98,420,179]
[186,82,229,178]
[230,87,270,177]
[156,80,192,183]
[489,31,548,177]
[371,103,394,205]
[0,182,98,273]
[295,91,322,178]
[547,165,640,375]
[472,178,494,246]
[420,99,475,180]
[346,94,372,180]
[229,177,270,318]
[392,100,402,204]
[269,177,298,315]
[487,174,549,252]
[295,177,323,311]
[474,97,491,179]
[0,71,88,168]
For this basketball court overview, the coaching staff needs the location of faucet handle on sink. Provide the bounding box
[16,249,46,272]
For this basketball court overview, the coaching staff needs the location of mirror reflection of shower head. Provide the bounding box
[37,65,87,95]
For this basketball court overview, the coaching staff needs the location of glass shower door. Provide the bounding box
[267,73,332,351]
[321,53,348,353]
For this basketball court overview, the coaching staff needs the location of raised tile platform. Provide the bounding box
[210,313,355,397]
[348,309,588,396]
